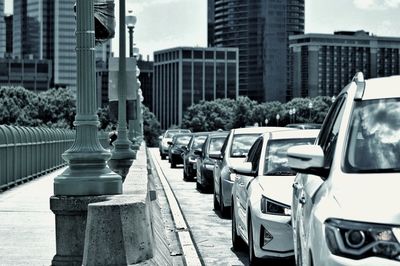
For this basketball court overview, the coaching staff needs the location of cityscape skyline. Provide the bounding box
[4,0,400,60]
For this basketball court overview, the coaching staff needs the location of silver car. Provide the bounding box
[213,127,286,217]
[231,129,318,265]
[288,73,400,266]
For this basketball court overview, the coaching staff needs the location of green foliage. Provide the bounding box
[181,96,334,131]
[142,105,162,147]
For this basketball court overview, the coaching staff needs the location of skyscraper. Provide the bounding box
[209,0,305,102]
[13,0,76,90]
[0,0,5,57]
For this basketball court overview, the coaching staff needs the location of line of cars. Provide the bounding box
[158,73,400,266]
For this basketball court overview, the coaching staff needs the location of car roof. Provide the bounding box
[166,129,191,133]
[362,75,400,100]
[208,132,229,138]
[264,129,320,140]
[191,132,210,136]
[172,133,193,138]
[231,126,289,134]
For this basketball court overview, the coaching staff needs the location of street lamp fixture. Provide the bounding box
[308,101,313,122]
[276,114,280,126]
[264,118,269,126]
[126,10,137,58]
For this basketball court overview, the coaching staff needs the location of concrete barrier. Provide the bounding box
[82,144,154,265]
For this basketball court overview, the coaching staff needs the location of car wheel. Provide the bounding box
[213,190,220,210]
[248,217,262,266]
[219,182,229,218]
[232,203,245,251]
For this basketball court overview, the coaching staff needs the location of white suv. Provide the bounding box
[288,73,400,266]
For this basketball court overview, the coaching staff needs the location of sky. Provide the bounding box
[4,0,400,60]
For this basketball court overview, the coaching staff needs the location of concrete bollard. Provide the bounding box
[82,195,153,265]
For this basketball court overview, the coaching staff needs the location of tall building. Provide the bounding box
[0,0,5,57]
[209,0,305,102]
[153,47,239,129]
[13,0,76,90]
[137,56,153,112]
[4,14,12,56]
[289,31,400,98]
[96,40,112,108]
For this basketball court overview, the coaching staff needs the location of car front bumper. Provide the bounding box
[252,211,294,259]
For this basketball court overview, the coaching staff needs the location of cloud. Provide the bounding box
[126,0,182,14]
[353,0,400,10]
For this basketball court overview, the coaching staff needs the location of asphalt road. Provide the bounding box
[149,148,295,266]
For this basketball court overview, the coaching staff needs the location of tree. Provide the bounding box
[232,96,258,128]
[142,105,162,147]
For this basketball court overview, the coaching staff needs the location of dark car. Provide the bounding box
[196,132,229,192]
[182,132,209,181]
[159,129,191,160]
[168,133,192,168]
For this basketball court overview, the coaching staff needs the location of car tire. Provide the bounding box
[248,217,262,266]
[219,182,229,218]
[171,162,176,168]
[232,203,245,251]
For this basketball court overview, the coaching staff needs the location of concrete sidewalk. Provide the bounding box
[0,153,185,266]
[0,167,65,266]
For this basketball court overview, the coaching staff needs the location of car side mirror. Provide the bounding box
[232,162,256,177]
[288,145,327,177]
[194,149,202,156]
[167,141,173,145]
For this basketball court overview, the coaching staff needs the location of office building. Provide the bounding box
[13,0,76,90]
[137,56,153,111]
[0,58,52,91]
[209,0,305,102]
[289,30,400,98]
[0,0,5,57]
[4,14,12,56]
[153,47,239,129]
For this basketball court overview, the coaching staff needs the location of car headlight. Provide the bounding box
[260,196,291,216]
[325,218,400,261]
[189,156,197,163]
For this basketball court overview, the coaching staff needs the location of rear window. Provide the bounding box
[230,134,260,158]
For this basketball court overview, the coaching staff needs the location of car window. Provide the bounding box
[230,134,260,158]
[191,135,208,149]
[344,98,400,173]
[208,137,225,154]
[317,94,347,168]
[175,135,192,145]
[264,138,315,176]
[246,138,263,172]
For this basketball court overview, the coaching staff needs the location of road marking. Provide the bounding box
[149,149,203,266]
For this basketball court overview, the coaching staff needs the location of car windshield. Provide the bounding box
[344,98,400,173]
[175,135,192,145]
[264,138,315,176]
[208,137,225,153]
[230,134,260,158]
[191,135,208,149]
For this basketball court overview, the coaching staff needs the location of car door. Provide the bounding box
[214,132,230,201]
[236,138,263,239]
[297,94,348,252]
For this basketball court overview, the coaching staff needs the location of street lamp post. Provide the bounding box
[289,109,293,124]
[292,108,296,123]
[111,0,135,160]
[308,101,313,122]
[53,0,122,196]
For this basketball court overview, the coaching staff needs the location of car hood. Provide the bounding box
[258,175,296,207]
[330,174,400,224]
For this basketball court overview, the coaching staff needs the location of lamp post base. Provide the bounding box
[111,139,136,160]
[54,166,122,196]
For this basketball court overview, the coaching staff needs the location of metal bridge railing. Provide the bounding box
[0,125,75,191]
